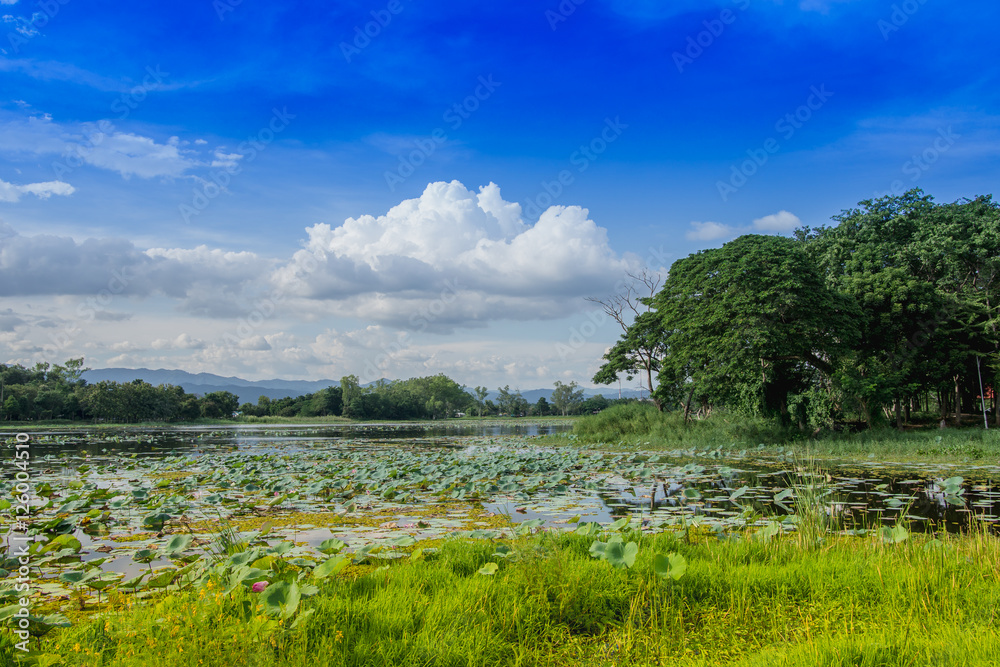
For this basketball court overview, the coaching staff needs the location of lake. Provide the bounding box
[2,422,998,592]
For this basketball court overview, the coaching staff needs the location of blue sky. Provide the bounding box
[1,0,998,389]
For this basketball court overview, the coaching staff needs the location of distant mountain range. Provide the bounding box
[81,368,648,404]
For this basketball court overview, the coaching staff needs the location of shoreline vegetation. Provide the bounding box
[6,519,999,666]
[563,402,1000,463]
[5,405,1000,464]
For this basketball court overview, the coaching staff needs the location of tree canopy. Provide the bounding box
[595,190,1000,430]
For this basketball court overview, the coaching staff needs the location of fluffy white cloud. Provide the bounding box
[685,210,801,243]
[82,133,194,179]
[237,335,271,351]
[210,150,243,170]
[752,210,801,232]
[273,181,637,328]
[0,177,74,202]
[1,180,634,331]
[685,221,734,241]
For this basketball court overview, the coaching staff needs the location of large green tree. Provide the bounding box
[804,190,1000,427]
[652,234,860,425]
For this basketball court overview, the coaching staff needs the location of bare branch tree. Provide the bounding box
[588,269,667,407]
[586,269,663,331]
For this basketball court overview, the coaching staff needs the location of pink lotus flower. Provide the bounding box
[252,581,268,592]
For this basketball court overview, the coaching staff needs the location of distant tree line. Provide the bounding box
[0,364,623,423]
[469,381,631,417]
[239,374,474,420]
[241,376,628,420]
[595,190,1000,430]
[0,359,243,423]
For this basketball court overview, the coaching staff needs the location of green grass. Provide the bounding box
[7,525,1000,666]
[567,402,1000,462]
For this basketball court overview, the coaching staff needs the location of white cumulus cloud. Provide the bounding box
[685,210,802,243]
[272,181,638,329]
[685,221,735,241]
[752,210,801,232]
[0,177,74,202]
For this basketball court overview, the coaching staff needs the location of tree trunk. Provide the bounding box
[860,398,873,429]
[894,396,903,429]
[954,375,962,426]
[990,388,1000,428]
[646,365,661,411]
[682,386,695,424]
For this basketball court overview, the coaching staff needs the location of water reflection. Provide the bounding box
[597,467,1000,534]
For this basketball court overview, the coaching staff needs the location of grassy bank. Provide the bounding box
[6,525,999,666]
[567,402,1000,462]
